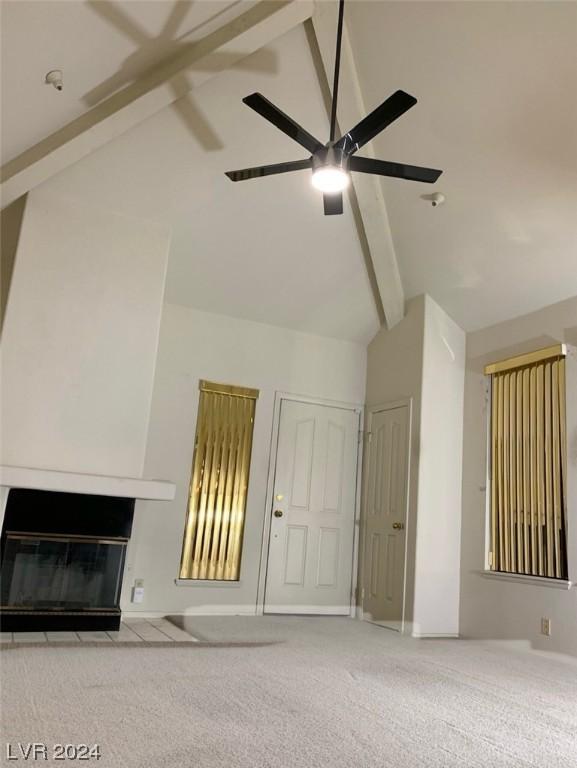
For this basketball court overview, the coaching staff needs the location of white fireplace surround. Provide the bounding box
[0,465,175,502]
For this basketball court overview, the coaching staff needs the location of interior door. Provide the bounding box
[264,399,359,615]
[362,405,409,630]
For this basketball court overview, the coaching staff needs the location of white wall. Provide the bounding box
[365,294,465,637]
[0,189,169,478]
[121,302,366,615]
[460,295,577,655]
[0,196,26,333]
[412,296,465,637]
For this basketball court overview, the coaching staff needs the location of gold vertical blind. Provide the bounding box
[179,380,259,581]
[485,345,568,579]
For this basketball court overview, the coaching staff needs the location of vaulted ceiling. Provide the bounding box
[1,1,260,161]
[2,0,576,340]
[348,1,577,331]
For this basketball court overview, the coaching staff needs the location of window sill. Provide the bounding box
[476,570,573,590]
[174,579,242,588]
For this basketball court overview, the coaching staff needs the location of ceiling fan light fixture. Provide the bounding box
[225,0,443,214]
[311,166,350,193]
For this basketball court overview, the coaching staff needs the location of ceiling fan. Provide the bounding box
[225,0,442,215]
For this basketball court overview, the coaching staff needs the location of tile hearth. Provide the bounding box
[0,618,198,646]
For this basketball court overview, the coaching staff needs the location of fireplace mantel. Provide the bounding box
[0,465,175,501]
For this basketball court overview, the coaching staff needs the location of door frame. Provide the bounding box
[256,391,364,617]
[360,398,413,633]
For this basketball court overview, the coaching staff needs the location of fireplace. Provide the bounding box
[0,489,134,631]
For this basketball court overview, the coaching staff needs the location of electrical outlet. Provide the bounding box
[541,617,551,636]
[131,579,145,604]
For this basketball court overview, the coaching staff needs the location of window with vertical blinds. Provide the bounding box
[485,344,568,579]
[179,380,258,581]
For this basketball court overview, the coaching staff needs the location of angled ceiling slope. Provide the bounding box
[0,0,406,336]
[346,1,577,331]
[9,21,383,344]
[0,1,313,205]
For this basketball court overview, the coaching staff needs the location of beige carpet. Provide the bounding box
[1,616,576,767]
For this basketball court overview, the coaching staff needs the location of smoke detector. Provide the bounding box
[45,70,63,91]
[421,191,446,207]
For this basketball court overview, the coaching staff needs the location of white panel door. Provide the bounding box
[362,405,409,630]
[264,399,359,614]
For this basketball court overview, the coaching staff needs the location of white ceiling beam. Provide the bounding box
[310,1,405,329]
[0,0,314,209]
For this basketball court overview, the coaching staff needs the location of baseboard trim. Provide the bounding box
[412,632,460,639]
[121,607,258,618]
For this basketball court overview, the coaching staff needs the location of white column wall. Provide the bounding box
[365,294,465,637]
[0,189,169,478]
[412,296,465,637]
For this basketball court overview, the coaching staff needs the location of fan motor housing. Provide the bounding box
[312,145,348,173]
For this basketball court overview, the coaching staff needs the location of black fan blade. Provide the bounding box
[225,159,311,182]
[323,193,343,216]
[349,156,442,184]
[336,90,417,155]
[243,93,324,155]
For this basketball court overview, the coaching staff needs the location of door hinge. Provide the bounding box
[488,551,493,567]
[359,430,371,444]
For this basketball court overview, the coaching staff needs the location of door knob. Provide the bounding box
[392,522,404,530]
[273,510,283,518]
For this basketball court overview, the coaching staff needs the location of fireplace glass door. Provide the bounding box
[1,533,127,611]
